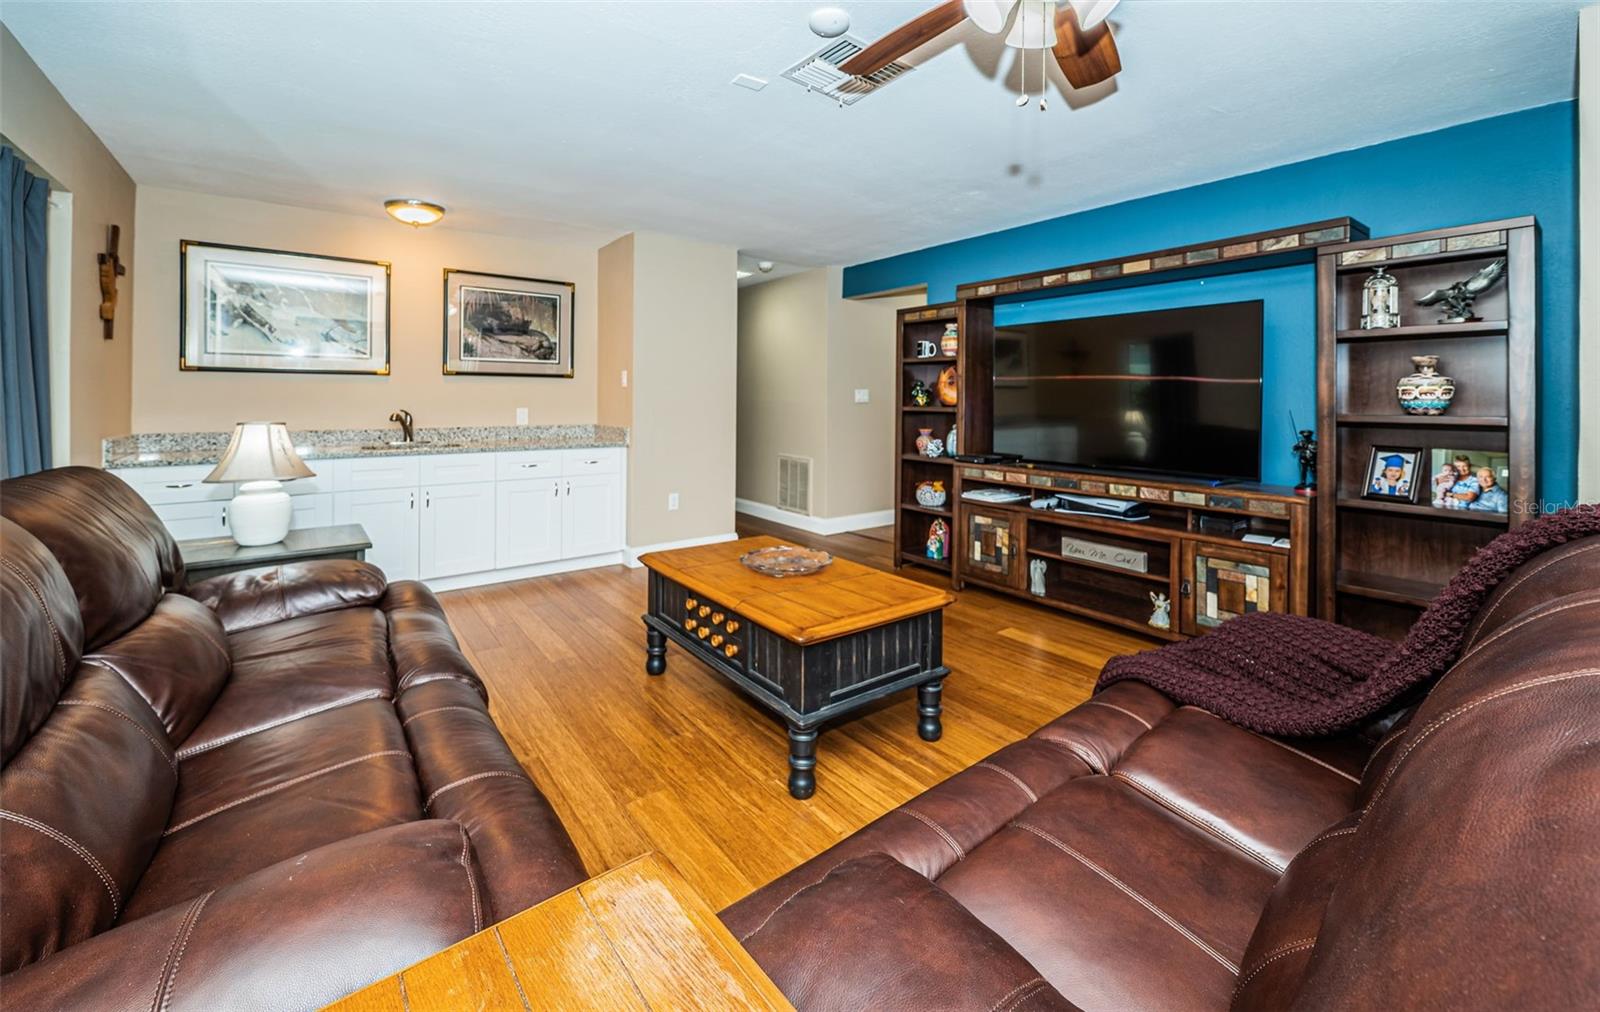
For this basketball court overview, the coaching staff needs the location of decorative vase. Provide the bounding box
[926,518,949,560]
[910,379,931,407]
[946,425,957,456]
[1360,266,1400,329]
[937,366,958,406]
[1396,355,1456,415]
[922,437,945,458]
[914,427,934,454]
[941,323,959,357]
[915,480,947,508]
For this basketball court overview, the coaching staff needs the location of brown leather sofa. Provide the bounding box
[722,534,1600,1010]
[0,467,585,1009]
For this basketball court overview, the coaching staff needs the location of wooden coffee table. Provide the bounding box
[640,536,955,799]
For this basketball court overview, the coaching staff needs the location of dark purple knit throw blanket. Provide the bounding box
[1096,506,1600,736]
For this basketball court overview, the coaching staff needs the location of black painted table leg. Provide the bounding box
[645,626,667,676]
[787,725,818,800]
[918,679,944,742]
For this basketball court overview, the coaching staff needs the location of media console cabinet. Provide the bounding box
[951,463,1312,641]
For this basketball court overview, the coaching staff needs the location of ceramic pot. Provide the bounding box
[941,323,959,357]
[915,480,947,508]
[1396,355,1455,415]
[914,427,933,454]
[946,425,957,456]
[922,437,944,458]
[937,367,959,406]
[926,518,949,560]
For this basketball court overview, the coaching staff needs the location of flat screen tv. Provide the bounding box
[992,300,1264,482]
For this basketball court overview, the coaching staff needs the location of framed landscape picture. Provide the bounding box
[180,241,391,374]
[443,269,574,377]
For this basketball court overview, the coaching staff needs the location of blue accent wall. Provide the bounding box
[844,103,1578,498]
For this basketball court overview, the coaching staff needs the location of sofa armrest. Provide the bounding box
[184,560,387,634]
[0,820,481,1011]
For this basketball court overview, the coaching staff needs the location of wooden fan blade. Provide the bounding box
[840,0,967,77]
[1052,4,1121,89]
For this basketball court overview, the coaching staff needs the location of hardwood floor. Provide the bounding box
[437,515,1155,913]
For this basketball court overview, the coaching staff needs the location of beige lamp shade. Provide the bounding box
[204,422,316,483]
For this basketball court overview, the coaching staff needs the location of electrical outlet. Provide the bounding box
[515,407,529,425]
[621,369,629,388]
[667,492,680,511]
[854,388,870,404]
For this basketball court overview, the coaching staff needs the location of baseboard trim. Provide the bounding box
[423,551,626,592]
[624,531,739,568]
[735,498,894,536]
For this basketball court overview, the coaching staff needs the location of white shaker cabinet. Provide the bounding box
[333,486,419,582]
[420,481,497,579]
[561,473,622,559]
[496,477,562,568]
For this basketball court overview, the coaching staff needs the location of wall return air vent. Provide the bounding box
[777,455,813,514]
[781,37,912,106]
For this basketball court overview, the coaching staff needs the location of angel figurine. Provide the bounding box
[1148,592,1171,631]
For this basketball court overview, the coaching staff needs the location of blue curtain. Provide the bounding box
[1,146,52,477]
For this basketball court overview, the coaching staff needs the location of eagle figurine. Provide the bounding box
[1414,257,1506,323]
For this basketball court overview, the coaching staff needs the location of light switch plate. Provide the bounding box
[621,369,629,388]
[515,407,529,425]
[854,388,870,403]
[667,492,680,511]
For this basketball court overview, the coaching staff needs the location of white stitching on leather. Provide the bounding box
[1257,736,1359,784]
[1,555,69,675]
[1012,820,1240,974]
[423,770,531,813]
[1359,725,1408,779]
[459,823,482,933]
[1081,699,1153,730]
[989,976,1048,1012]
[156,891,212,1012]
[1233,937,1316,997]
[164,750,411,835]
[897,807,966,860]
[57,698,178,775]
[1448,593,1600,675]
[0,809,121,917]
[1363,668,1600,818]
[736,856,861,943]
[976,761,1038,803]
[402,705,482,728]
[175,691,388,759]
[1299,824,1358,854]
[1110,770,1284,873]
[1031,734,1106,775]
[1469,542,1600,636]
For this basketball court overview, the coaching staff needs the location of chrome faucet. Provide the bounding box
[388,409,415,443]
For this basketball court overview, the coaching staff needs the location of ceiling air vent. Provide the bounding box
[778,455,812,514]
[781,36,912,106]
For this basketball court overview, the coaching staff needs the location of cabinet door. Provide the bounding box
[153,501,230,540]
[1180,541,1288,636]
[289,492,333,530]
[420,481,497,579]
[496,478,561,568]
[561,475,621,558]
[334,488,419,582]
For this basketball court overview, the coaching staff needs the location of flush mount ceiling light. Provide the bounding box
[384,198,446,227]
[808,6,851,37]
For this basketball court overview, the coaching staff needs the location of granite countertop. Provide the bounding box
[103,424,630,469]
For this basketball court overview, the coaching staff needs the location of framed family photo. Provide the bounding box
[443,269,574,377]
[1361,445,1422,504]
[1428,448,1511,514]
[180,241,391,374]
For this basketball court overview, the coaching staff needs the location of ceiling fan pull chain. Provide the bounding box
[1016,35,1029,107]
[1039,2,1049,111]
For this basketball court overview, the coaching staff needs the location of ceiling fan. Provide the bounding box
[841,0,1122,93]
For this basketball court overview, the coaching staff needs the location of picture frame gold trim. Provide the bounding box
[441,268,575,378]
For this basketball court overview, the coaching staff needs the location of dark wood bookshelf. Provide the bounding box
[1316,217,1538,638]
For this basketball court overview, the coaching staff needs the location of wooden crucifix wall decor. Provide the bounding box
[98,224,126,339]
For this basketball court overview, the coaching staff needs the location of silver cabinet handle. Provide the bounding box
[164,482,195,489]
[582,459,600,465]
[520,463,539,469]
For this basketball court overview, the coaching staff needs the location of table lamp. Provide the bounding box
[204,422,316,546]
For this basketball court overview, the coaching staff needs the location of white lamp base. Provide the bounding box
[228,479,292,546]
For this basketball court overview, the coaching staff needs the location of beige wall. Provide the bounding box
[736,267,920,519]
[596,234,634,430]
[1,26,135,465]
[1581,4,1598,503]
[128,186,604,432]
[735,269,830,511]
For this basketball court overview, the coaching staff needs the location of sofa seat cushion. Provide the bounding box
[124,699,420,920]
[939,775,1277,1011]
[176,608,393,759]
[1,820,485,1012]
[741,853,1078,1012]
[1110,706,1360,873]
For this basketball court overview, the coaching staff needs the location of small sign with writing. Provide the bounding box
[1060,535,1148,574]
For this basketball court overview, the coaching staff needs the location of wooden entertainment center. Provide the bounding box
[893,217,1368,638]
